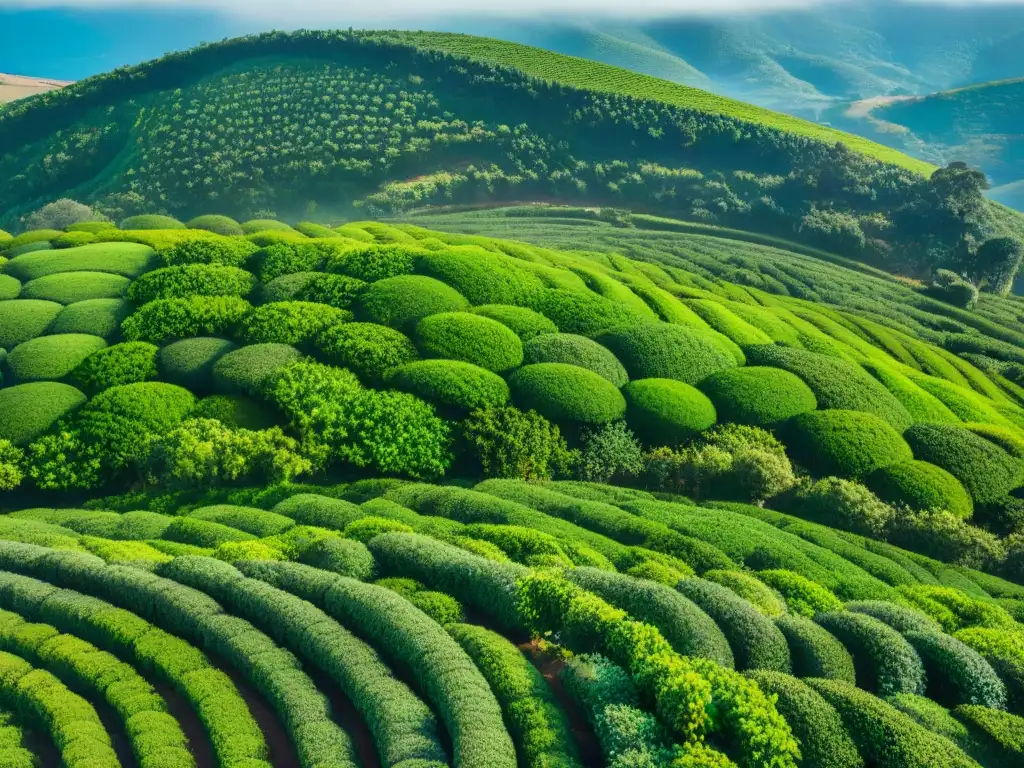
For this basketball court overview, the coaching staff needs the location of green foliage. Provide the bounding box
[0,274,18,300]
[0,382,86,445]
[867,460,974,519]
[902,630,1006,709]
[193,394,279,430]
[814,611,926,696]
[745,345,913,431]
[49,298,131,338]
[522,333,628,386]
[0,299,63,348]
[953,705,1024,767]
[700,366,817,427]
[904,424,1022,504]
[787,410,913,479]
[704,569,787,617]
[623,378,717,446]
[359,274,469,330]
[21,271,129,304]
[121,296,251,345]
[236,301,350,346]
[315,321,419,384]
[4,334,106,383]
[471,304,558,341]
[676,577,791,672]
[186,214,243,236]
[212,343,303,395]
[161,236,258,268]
[0,440,24,491]
[120,215,184,230]
[158,337,237,391]
[127,263,255,302]
[3,243,159,281]
[509,363,626,426]
[527,288,647,335]
[242,218,295,234]
[415,311,524,372]
[757,569,843,617]
[290,272,367,309]
[330,244,419,282]
[793,477,897,537]
[773,614,857,682]
[845,601,943,634]
[51,231,97,248]
[925,270,979,309]
[576,422,644,484]
[595,322,738,384]
[745,671,863,768]
[388,360,510,413]
[461,407,573,481]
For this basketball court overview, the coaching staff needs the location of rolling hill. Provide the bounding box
[2,210,1024,767]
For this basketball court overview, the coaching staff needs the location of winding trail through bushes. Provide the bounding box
[152,680,217,768]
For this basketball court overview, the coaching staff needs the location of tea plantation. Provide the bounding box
[1,213,1024,768]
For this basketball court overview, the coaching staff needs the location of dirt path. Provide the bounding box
[153,680,217,768]
[217,662,301,768]
[92,696,138,768]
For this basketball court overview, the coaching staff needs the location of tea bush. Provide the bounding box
[700,366,817,426]
[867,461,974,519]
[415,312,524,372]
[622,378,717,446]
[787,410,913,479]
[595,322,738,384]
[387,360,510,412]
[509,363,627,426]
[523,333,628,386]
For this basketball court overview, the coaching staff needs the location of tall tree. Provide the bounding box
[975,237,1024,295]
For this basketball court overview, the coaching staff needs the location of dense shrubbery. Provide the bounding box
[471,305,557,341]
[773,614,856,682]
[415,312,524,372]
[622,378,717,446]
[576,422,644,484]
[212,343,303,395]
[792,477,897,537]
[329,244,419,282]
[509,363,626,426]
[461,407,573,481]
[0,299,63,348]
[315,322,418,383]
[757,569,843,617]
[867,461,974,519]
[523,333,628,386]
[121,214,185,230]
[904,424,1022,504]
[700,366,817,427]
[359,275,469,330]
[0,382,86,445]
[158,337,237,391]
[186,214,243,236]
[388,360,510,413]
[704,569,787,617]
[128,264,255,302]
[595,322,738,384]
[236,301,350,346]
[814,611,926,696]
[786,410,913,479]
[21,271,129,304]
[121,296,251,345]
[4,334,107,383]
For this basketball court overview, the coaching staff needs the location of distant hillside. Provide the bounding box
[0,73,71,104]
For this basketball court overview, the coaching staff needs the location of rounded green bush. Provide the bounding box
[3,242,159,281]
[471,305,557,341]
[0,275,19,300]
[327,243,419,282]
[622,378,717,446]
[315,322,418,384]
[290,273,367,310]
[745,671,862,768]
[121,296,251,345]
[3,241,52,259]
[70,341,158,394]
[20,272,129,304]
[786,409,913,479]
[358,275,469,330]
[527,288,646,336]
[845,601,943,635]
[595,322,738,384]
[0,299,63,348]
[705,569,786,616]
[3,229,62,249]
[194,395,279,430]
[415,312,524,373]
[387,360,509,413]
[745,345,913,431]
[4,334,107,383]
[953,705,1024,767]
[509,363,627,426]
[186,215,244,236]
[700,367,818,426]
[212,343,303,395]
[258,271,320,303]
[51,231,97,249]
[236,301,350,346]
[0,382,87,444]
[867,461,974,519]
[159,337,238,391]
[241,219,295,234]
[522,333,628,386]
[127,264,256,303]
[65,221,115,234]
[676,577,792,672]
[49,298,132,338]
[903,631,1006,709]
[888,694,991,764]
[756,569,843,617]
[120,214,185,230]
[904,424,1022,504]
[774,614,856,682]
[414,246,544,305]
[814,611,926,697]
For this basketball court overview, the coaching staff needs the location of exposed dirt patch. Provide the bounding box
[153,680,217,768]
[0,73,72,103]
[92,695,138,768]
[313,672,381,768]
[216,662,300,768]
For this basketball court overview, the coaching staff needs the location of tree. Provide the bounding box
[23,198,100,230]
[973,237,1024,295]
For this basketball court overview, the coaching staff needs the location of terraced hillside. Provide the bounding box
[2,213,1024,765]
[12,28,1024,284]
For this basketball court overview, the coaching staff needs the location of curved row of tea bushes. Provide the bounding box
[0,711,35,768]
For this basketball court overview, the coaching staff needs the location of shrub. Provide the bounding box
[471,305,557,341]
[21,272,129,304]
[732,449,798,503]
[793,477,896,537]
[3,229,62,250]
[0,299,62,348]
[461,407,573,480]
[414,246,545,305]
[1005,534,1024,584]
[328,244,419,282]
[845,601,943,634]
[4,334,106,383]
[0,382,86,445]
[0,275,18,300]
[414,312,523,373]
[595,322,737,384]
[526,289,648,336]
[65,221,115,234]
[867,461,974,519]
[128,264,255,302]
[576,422,644,484]
[700,367,817,427]
[757,569,843,617]
[964,422,1024,458]
[315,322,418,384]
[212,344,303,396]
[3,243,159,281]
[926,270,979,309]
[50,231,97,248]
[241,219,294,234]
[25,199,99,230]
[48,298,131,338]
[902,631,1006,709]
[359,275,469,330]
[160,237,258,268]
[291,273,366,310]
[904,424,1021,504]
[786,410,913,479]
[3,241,52,259]
[745,671,862,768]
[120,215,185,230]
[953,705,1024,766]
[814,612,926,696]
[522,333,628,386]
[158,337,237,391]
[121,296,251,345]
[888,694,993,764]
[0,441,24,491]
[193,395,279,430]
[774,614,857,682]
[676,577,791,671]
[622,378,717,446]
[745,345,913,431]
[806,679,979,768]
[387,360,510,413]
[251,243,325,282]
[704,570,786,617]
[186,215,243,236]
[864,362,963,426]
[509,363,626,426]
[236,302,350,346]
